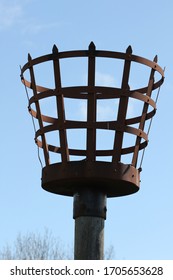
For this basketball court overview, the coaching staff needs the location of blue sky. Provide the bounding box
[0,0,173,259]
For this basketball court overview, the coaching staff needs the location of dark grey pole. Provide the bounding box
[73,188,107,260]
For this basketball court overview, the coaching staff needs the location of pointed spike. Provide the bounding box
[28,53,32,61]
[126,45,132,54]
[89,41,96,50]
[153,55,158,63]
[52,44,59,53]
[19,65,23,79]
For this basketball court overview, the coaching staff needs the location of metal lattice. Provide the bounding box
[21,42,164,197]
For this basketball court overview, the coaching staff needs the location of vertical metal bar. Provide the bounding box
[132,56,157,167]
[112,46,132,163]
[28,54,50,166]
[86,42,96,161]
[52,45,69,162]
[73,43,106,260]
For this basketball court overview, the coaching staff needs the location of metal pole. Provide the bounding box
[73,188,107,260]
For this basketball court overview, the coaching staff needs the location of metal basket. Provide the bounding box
[21,42,164,197]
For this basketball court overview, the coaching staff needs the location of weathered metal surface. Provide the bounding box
[73,188,106,259]
[74,216,104,260]
[21,43,164,198]
[73,188,107,219]
[42,161,140,197]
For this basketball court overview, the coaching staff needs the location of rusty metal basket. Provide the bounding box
[21,42,164,197]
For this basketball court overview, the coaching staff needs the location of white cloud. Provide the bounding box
[83,71,116,87]
[79,100,87,120]
[0,1,60,34]
[78,99,118,122]
[94,72,142,120]
[79,72,118,121]
[22,22,61,35]
[97,102,117,121]
[0,1,23,29]
[95,72,116,87]
[126,97,143,119]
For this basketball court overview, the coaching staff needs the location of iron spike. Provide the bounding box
[89,41,96,50]
[28,53,32,61]
[52,44,59,53]
[126,45,132,54]
[153,55,158,63]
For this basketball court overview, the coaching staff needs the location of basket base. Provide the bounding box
[41,161,140,197]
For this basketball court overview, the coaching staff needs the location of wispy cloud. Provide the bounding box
[0,1,23,29]
[0,1,62,35]
[78,99,118,122]
[80,72,117,121]
[95,72,142,120]
[95,72,116,87]
[22,21,62,35]
[97,101,118,121]
[79,100,87,120]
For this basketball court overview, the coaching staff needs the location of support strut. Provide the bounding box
[73,188,107,260]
